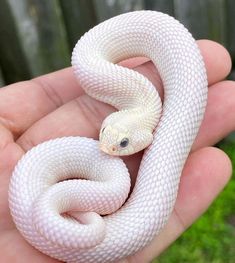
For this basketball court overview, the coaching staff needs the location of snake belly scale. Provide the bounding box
[8,10,208,263]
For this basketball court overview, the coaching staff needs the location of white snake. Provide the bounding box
[9,10,208,263]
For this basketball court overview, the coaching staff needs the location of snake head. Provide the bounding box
[99,123,154,156]
[99,110,155,156]
[99,124,134,156]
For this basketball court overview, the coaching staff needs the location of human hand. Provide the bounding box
[0,40,233,263]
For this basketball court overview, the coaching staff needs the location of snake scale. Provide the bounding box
[8,10,208,263]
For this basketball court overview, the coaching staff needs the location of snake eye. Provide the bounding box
[120,138,129,148]
[101,127,106,133]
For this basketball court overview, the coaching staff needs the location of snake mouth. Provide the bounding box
[99,143,118,155]
[99,143,110,154]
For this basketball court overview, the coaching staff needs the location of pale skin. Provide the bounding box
[0,40,234,263]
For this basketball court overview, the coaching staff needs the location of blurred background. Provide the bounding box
[0,0,234,85]
[0,0,234,262]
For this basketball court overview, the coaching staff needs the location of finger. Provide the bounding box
[0,40,231,137]
[0,142,24,230]
[16,95,114,150]
[197,40,231,85]
[0,68,79,138]
[193,80,235,151]
[0,124,14,150]
[126,147,232,263]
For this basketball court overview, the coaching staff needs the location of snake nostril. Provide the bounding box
[111,146,117,152]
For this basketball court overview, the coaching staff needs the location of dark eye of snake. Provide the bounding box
[120,138,129,148]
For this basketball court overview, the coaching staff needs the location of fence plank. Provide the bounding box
[0,0,31,84]
[93,0,144,22]
[174,0,227,45]
[0,0,233,84]
[59,0,97,51]
[6,0,70,79]
[144,0,174,15]
[0,68,4,87]
[226,0,235,60]
[229,70,235,81]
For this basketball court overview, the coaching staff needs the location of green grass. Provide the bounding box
[153,142,235,263]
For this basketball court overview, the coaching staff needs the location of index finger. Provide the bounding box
[0,40,231,138]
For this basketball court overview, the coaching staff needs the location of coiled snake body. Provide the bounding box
[9,10,207,263]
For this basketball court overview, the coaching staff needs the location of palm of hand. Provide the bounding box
[0,40,233,263]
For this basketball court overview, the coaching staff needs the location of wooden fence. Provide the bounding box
[0,0,234,86]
